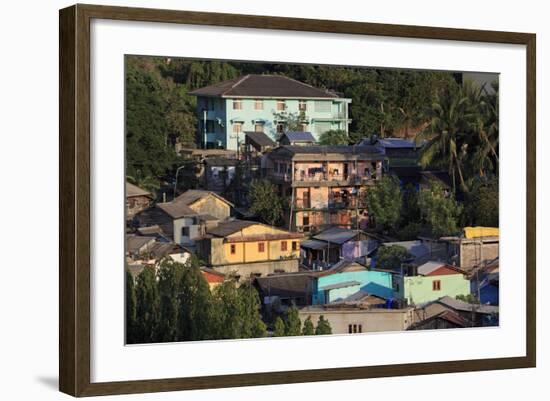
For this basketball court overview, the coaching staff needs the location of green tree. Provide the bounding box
[272,110,307,135]
[239,282,267,338]
[212,279,245,339]
[249,180,285,226]
[376,245,412,270]
[456,294,480,304]
[177,258,214,341]
[315,315,332,335]
[273,316,286,337]
[134,266,160,343]
[463,176,499,227]
[284,306,302,336]
[157,259,184,342]
[302,316,315,336]
[417,181,463,237]
[365,175,402,231]
[318,129,349,145]
[125,268,137,344]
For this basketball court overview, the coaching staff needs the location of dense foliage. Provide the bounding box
[376,245,412,270]
[126,258,267,344]
[364,176,403,230]
[249,180,285,226]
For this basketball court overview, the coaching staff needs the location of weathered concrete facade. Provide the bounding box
[211,258,300,281]
[445,236,499,271]
[298,307,413,334]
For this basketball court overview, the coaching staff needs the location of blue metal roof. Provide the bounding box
[283,131,316,142]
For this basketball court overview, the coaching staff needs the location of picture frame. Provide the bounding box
[59,3,536,397]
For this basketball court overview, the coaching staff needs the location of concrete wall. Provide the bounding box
[298,308,413,334]
[189,195,231,221]
[212,258,299,282]
[197,96,351,150]
[402,274,470,305]
[458,238,499,270]
[173,217,199,246]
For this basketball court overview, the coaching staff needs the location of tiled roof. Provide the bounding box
[189,74,340,99]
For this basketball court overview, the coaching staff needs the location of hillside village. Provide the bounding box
[125,66,499,343]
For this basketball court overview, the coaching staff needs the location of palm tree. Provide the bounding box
[126,170,160,195]
[468,81,499,177]
[418,85,468,193]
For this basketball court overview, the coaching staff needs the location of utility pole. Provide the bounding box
[173,165,186,200]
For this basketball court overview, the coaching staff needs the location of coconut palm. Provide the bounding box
[418,82,473,193]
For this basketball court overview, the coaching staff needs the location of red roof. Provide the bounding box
[424,265,465,277]
[202,270,225,283]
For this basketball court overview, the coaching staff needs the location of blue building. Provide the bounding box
[312,261,396,304]
[189,74,352,150]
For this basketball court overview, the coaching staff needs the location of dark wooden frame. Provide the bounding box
[59,3,536,397]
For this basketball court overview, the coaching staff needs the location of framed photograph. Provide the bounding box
[59,4,536,397]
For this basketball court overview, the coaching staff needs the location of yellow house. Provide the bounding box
[197,220,303,281]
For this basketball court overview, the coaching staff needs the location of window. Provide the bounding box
[233,122,243,134]
[348,324,362,334]
[230,244,236,255]
[276,99,286,111]
[314,101,331,113]
[258,242,265,253]
[254,123,264,132]
[299,100,307,111]
[276,123,285,134]
[232,99,242,110]
[314,121,331,135]
[433,280,441,291]
[348,324,353,334]
[181,227,190,237]
[281,241,287,251]
[292,241,298,251]
[298,123,308,132]
[254,99,263,110]
[358,324,362,333]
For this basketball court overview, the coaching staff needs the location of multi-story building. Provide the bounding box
[189,74,352,150]
[265,145,386,233]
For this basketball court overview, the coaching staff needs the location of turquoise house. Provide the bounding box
[312,261,395,305]
[189,74,352,150]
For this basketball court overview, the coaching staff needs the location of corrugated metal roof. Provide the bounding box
[206,220,257,237]
[319,280,361,291]
[282,131,316,142]
[300,239,330,250]
[245,131,276,147]
[437,296,499,314]
[313,227,360,245]
[126,182,152,198]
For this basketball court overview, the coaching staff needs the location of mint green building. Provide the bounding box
[189,74,352,150]
[398,262,471,305]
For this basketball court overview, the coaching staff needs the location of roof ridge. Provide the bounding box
[221,74,251,96]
